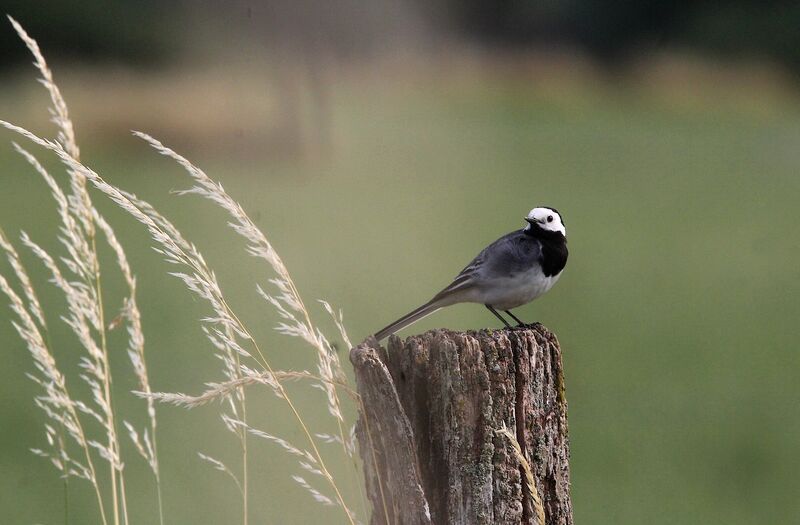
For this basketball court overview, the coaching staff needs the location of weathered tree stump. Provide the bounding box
[351,325,573,525]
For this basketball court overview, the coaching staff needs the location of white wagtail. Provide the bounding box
[375,207,568,340]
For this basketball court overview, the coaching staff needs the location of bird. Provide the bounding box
[375,206,568,341]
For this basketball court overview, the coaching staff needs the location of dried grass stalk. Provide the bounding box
[1,17,164,525]
[2,16,361,525]
[496,425,546,525]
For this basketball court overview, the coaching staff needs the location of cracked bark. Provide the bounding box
[351,324,573,525]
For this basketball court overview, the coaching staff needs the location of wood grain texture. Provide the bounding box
[351,325,572,525]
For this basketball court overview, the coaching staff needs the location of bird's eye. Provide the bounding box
[547,215,553,223]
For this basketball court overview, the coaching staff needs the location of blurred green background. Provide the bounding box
[1,2,799,524]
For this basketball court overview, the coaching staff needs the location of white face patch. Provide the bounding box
[526,207,566,236]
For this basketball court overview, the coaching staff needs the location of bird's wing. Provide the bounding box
[480,231,542,277]
[431,230,540,301]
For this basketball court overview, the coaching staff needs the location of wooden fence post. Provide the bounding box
[351,325,573,525]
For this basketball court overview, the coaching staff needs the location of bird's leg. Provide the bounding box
[504,310,525,327]
[485,305,511,328]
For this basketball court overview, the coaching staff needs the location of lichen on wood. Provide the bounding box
[351,324,573,525]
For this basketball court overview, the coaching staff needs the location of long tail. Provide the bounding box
[374,300,443,341]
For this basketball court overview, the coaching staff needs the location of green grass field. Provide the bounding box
[1,67,799,524]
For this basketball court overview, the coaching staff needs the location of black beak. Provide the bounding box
[524,217,538,225]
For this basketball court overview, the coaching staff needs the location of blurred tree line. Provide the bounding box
[2,0,800,72]
[437,0,800,69]
[0,0,172,67]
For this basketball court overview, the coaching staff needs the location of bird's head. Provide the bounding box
[525,207,566,237]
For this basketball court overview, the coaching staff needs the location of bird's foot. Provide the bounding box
[504,310,526,326]
[513,321,543,330]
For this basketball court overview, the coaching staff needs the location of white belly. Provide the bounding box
[467,266,561,310]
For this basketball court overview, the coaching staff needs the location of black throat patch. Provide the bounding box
[525,224,568,277]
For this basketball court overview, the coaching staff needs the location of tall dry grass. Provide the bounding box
[0,16,362,525]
